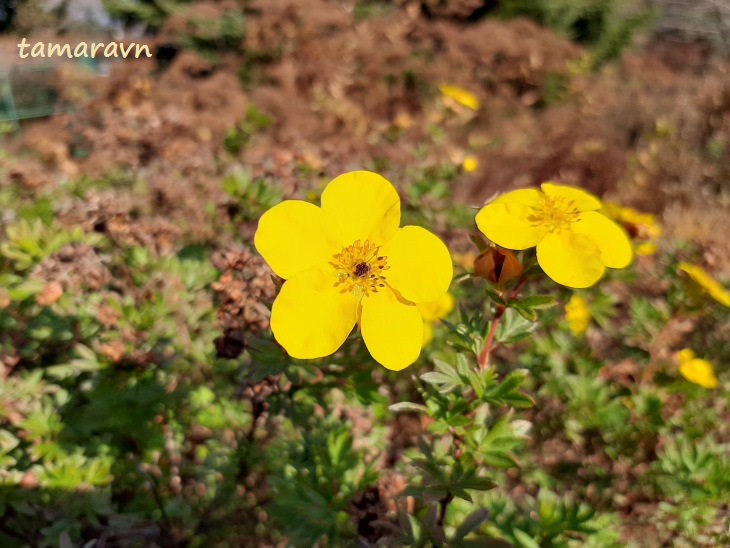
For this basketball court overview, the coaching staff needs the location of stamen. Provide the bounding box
[527,195,580,232]
[330,240,389,298]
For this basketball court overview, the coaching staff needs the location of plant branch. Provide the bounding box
[478,275,529,368]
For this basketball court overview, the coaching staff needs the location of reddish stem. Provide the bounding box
[478,275,529,368]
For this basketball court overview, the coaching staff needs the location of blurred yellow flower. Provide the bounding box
[451,250,477,270]
[678,262,730,307]
[462,155,479,173]
[475,183,633,288]
[677,349,718,389]
[417,292,455,347]
[565,294,590,335]
[601,202,662,255]
[255,171,453,371]
[439,84,480,110]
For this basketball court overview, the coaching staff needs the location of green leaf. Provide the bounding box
[513,528,540,548]
[452,508,490,542]
[495,309,537,344]
[459,477,497,491]
[513,295,557,310]
[389,402,430,415]
[501,392,535,408]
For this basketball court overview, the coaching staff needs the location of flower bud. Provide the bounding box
[473,246,523,287]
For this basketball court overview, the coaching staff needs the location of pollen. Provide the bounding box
[331,239,389,298]
[527,195,581,232]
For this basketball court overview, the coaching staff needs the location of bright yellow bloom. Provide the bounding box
[417,292,455,347]
[475,183,633,288]
[255,171,453,371]
[439,84,480,110]
[677,349,719,389]
[462,155,479,173]
[601,202,662,255]
[678,262,730,307]
[565,295,590,335]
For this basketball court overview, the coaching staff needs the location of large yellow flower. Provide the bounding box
[475,183,633,288]
[254,171,453,371]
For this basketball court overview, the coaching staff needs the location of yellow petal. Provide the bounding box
[573,211,633,269]
[255,200,342,279]
[271,268,357,359]
[679,358,719,389]
[439,84,480,110]
[361,287,423,370]
[491,188,543,207]
[541,183,602,211]
[476,203,546,250]
[678,263,730,307]
[380,226,453,303]
[321,171,400,246]
[678,348,695,363]
[536,231,605,288]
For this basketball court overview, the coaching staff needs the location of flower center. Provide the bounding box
[331,239,389,299]
[527,195,580,232]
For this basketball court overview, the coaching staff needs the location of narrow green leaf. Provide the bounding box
[452,508,490,542]
[389,402,430,414]
[513,528,540,548]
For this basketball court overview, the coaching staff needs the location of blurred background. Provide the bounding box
[0,1,729,546]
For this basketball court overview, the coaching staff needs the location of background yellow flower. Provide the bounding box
[255,171,453,371]
[601,202,662,256]
[417,292,455,347]
[475,183,633,288]
[677,349,719,389]
[565,294,590,335]
[439,83,480,110]
[678,262,730,307]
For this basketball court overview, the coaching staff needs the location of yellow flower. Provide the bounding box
[601,202,662,255]
[462,155,479,173]
[677,349,719,389]
[678,262,730,307]
[565,295,590,335]
[475,183,633,288]
[255,171,453,371]
[417,292,455,347]
[439,84,480,110]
